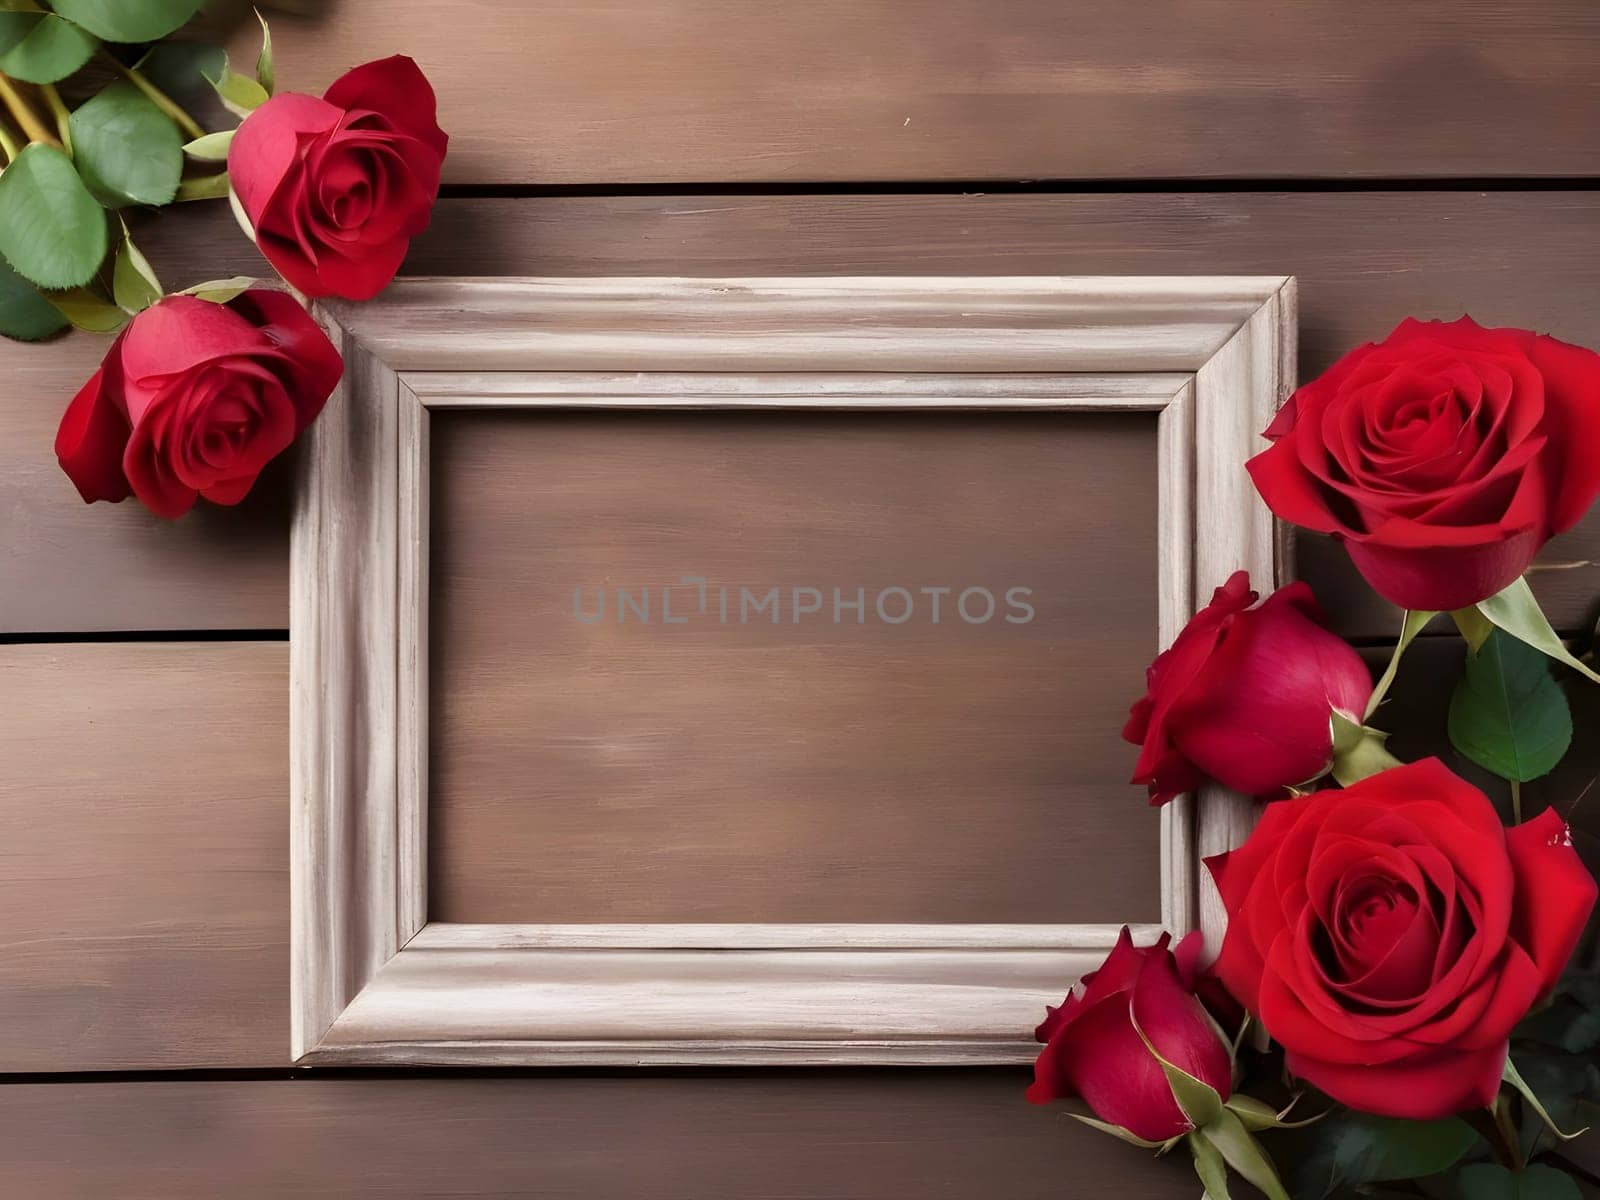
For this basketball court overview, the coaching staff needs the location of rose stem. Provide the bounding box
[0,116,19,163]
[1490,1094,1526,1170]
[39,83,71,154]
[1509,778,1522,825]
[1364,609,1428,721]
[0,72,58,147]
[100,52,206,141]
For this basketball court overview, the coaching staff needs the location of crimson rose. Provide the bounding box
[229,56,447,300]
[1247,317,1600,611]
[1208,758,1596,1119]
[55,291,342,519]
[1027,927,1233,1142]
[1125,571,1372,805]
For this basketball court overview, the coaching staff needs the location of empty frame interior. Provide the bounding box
[428,409,1163,925]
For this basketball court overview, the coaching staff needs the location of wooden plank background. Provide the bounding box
[6,192,1599,636]
[3,2,1599,1194]
[428,409,1163,924]
[231,1,1600,183]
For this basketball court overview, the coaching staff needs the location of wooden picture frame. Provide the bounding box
[290,276,1296,1066]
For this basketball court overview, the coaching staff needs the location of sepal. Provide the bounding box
[1504,1056,1590,1142]
[1476,578,1600,686]
[1197,1108,1292,1200]
[1070,1113,1181,1152]
[1224,1093,1325,1132]
[1329,711,1405,786]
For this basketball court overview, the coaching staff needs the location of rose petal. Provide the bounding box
[1285,1043,1506,1120]
[323,56,449,159]
[1505,806,1599,994]
[227,290,344,428]
[54,364,133,504]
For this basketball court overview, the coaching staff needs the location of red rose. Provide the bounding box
[1208,759,1596,1119]
[54,291,342,519]
[1124,571,1372,806]
[229,56,447,300]
[1247,317,1600,612]
[1027,927,1233,1142]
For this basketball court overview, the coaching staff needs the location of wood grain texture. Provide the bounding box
[429,409,1165,925]
[226,1,1600,183]
[0,643,287,1071]
[297,277,1284,1065]
[0,329,289,634]
[1191,288,1290,945]
[290,328,405,1060]
[311,943,1133,1066]
[0,1075,1203,1199]
[7,193,1600,635]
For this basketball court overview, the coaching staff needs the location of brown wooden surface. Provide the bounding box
[3,2,1600,1187]
[0,1074,1202,1199]
[0,643,288,1071]
[428,409,1161,924]
[7,191,1600,636]
[226,2,1600,184]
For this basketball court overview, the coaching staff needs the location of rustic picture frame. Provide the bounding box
[290,276,1296,1066]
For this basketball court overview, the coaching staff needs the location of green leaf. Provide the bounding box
[254,10,273,95]
[135,40,226,100]
[177,275,257,304]
[111,228,160,313]
[1448,629,1573,783]
[0,12,97,83]
[1199,1109,1291,1200]
[0,142,108,289]
[45,285,127,333]
[1477,578,1600,686]
[1287,1111,1480,1200]
[0,11,33,56]
[207,65,269,118]
[1188,1131,1233,1200]
[45,0,199,43]
[69,80,184,208]
[1459,1163,1582,1200]
[182,129,234,161]
[0,256,68,341]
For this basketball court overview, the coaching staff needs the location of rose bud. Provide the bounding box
[1247,317,1600,612]
[1209,758,1597,1120]
[54,291,343,519]
[1124,571,1373,805]
[229,56,448,300]
[1027,927,1233,1143]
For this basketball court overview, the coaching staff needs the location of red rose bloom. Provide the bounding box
[1208,759,1596,1120]
[1028,927,1232,1142]
[229,55,447,300]
[1247,317,1600,611]
[1125,571,1373,805]
[54,291,342,519]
